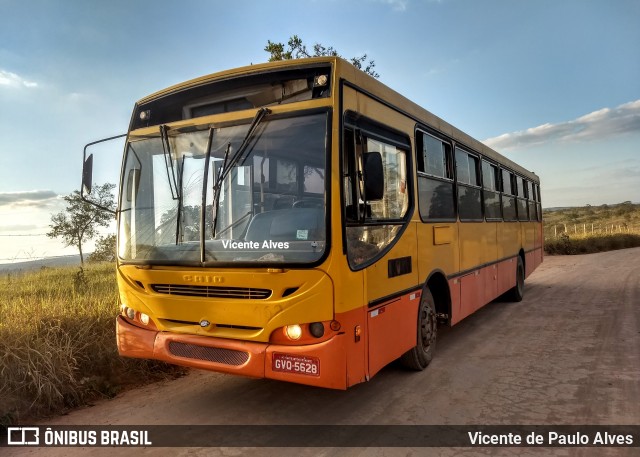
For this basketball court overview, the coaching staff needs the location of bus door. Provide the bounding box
[342,113,419,377]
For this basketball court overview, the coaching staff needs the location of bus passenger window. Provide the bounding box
[482,160,501,220]
[365,138,408,220]
[516,176,528,221]
[456,148,482,221]
[416,131,455,221]
[501,169,517,221]
[343,121,411,269]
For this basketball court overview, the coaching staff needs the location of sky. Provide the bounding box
[0,0,639,262]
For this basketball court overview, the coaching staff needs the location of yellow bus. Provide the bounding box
[82,57,543,389]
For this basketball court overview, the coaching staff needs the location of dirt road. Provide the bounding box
[6,248,640,456]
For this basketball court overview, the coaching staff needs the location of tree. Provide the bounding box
[88,234,117,263]
[47,183,115,266]
[264,35,380,78]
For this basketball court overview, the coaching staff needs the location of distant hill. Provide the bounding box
[0,255,82,273]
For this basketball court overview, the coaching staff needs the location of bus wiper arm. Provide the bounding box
[219,107,270,185]
[160,125,180,200]
[175,155,185,245]
[211,141,231,238]
[211,107,270,237]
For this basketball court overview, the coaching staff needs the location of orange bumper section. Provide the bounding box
[116,316,348,389]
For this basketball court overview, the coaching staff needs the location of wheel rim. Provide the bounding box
[420,305,436,353]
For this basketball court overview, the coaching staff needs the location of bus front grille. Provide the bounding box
[168,341,249,366]
[151,284,272,299]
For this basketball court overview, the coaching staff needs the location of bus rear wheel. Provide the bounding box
[400,289,437,371]
[505,256,525,302]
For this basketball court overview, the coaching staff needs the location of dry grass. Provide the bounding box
[544,232,640,255]
[0,264,184,425]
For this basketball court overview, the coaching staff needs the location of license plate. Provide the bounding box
[272,353,320,377]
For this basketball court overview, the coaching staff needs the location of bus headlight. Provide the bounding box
[140,313,150,325]
[284,324,302,341]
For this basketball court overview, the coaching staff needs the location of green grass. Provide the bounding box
[543,202,640,255]
[0,263,184,425]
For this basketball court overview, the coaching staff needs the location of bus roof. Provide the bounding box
[137,56,538,182]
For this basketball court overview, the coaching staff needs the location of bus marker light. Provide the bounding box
[284,324,302,340]
[314,75,328,87]
[355,325,361,342]
[329,320,341,331]
[200,320,211,328]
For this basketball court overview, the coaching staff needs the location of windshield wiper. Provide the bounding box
[220,107,271,184]
[200,128,215,262]
[175,155,185,244]
[211,141,231,239]
[211,107,271,237]
[160,125,180,200]
[160,124,187,245]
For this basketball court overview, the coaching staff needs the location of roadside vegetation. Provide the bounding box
[0,263,184,425]
[544,201,640,254]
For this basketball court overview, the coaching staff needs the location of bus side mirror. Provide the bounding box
[81,133,126,215]
[82,153,94,195]
[363,152,384,201]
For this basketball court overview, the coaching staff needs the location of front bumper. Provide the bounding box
[116,316,347,389]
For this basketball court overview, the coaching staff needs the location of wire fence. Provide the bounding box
[544,223,640,238]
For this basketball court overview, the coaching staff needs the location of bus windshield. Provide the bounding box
[118,112,328,264]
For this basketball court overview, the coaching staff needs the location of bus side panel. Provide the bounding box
[458,222,497,271]
[497,222,520,259]
[522,222,536,252]
[525,250,536,278]
[449,277,462,325]
[536,222,544,266]
[484,264,499,305]
[497,257,517,296]
[367,292,420,378]
[337,306,368,388]
[417,223,459,287]
[455,262,499,323]
[458,272,483,322]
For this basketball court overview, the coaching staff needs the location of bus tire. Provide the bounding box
[400,289,437,371]
[505,256,525,302]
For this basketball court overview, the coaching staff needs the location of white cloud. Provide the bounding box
[483,100,640,150]
[0,69,38,89]
[0,190,58,206]
[378,0,409,11]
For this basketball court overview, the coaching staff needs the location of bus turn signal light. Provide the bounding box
[126,307,136,320]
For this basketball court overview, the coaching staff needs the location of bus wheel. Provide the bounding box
[400,289,437,371]
[505,256,525,302]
